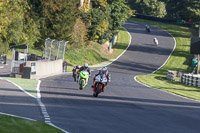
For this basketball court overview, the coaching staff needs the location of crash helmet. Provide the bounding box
[84,63,88,68]
[77,65,81,69]
[101,66,107,73]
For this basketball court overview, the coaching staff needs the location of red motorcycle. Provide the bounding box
[93,73,107,97]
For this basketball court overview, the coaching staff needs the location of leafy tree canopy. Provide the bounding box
[128,0,167,18]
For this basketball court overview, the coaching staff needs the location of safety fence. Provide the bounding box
[43,38,68,61]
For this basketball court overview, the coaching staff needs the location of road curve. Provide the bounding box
[40,21,200,133]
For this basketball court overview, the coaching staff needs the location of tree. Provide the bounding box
[128,0,167,18]
[82,0,132,43]
[164,0,200,22]
[0,0,39,53]
[29,0,79,48]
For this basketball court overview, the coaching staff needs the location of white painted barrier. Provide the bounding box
[25,59,63,79]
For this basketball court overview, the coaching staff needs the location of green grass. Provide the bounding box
[130,18,200,101]
[0,115,63,133]
[112,28,130,56]
[66,27,130,71]
[2,77,38,97]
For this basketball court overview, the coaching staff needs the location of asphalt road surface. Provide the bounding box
[0,60,43,121]
[21,21,200,132]
[40,21,200,133]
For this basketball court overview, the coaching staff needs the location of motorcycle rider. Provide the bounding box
[72,65,81,82]
[92,66,111,92]
[78,63,91,83]
[145,24,150,32]
[153,37,159,46]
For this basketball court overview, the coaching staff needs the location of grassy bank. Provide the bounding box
[0,115,63,133]
[65,27,130,70]
[130,18,200,101]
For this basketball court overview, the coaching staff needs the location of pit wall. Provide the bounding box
[25,59,63,79]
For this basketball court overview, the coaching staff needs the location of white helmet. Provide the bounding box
[101,66,107,73]
[77,65,81,69]
[84,63,88,68]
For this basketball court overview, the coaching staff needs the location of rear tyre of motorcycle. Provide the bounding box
[73,75,76,82]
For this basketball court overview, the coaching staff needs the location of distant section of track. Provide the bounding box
[40,21,200,133]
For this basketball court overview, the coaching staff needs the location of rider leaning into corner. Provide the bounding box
[78,63,91,83]
[92,66,111,92]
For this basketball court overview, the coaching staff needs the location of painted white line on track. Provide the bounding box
[35,80,69,132]
[0,112,36,121]
[132,24,200,103]
[36,80,41,98]
[48,123,69,133]
[0,78,36,98]
[0,78,69,132]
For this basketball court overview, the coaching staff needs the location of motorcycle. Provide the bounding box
[78,70,89,90]
[72,68,79,82]
[146,27,151,32]
[93,73,107,97]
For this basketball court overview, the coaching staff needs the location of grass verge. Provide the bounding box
[65,27,130,71]
[130,18,200,101]
[0,115,63,133]
[2,77,38,97]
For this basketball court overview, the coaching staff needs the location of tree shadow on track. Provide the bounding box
[40,90,200,108]
[127,44,172,55]
[124,21,171,38]
[108,61,158,75]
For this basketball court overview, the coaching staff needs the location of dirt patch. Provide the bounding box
[101,41,113,55]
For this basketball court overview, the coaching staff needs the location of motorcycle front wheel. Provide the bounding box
[79,79,85,90]
[94,84,101,97]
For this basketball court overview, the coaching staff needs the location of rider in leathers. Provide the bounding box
[78,63,91,84]
[92,66,111,92]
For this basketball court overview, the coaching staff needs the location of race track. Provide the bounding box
[40,21,200,133]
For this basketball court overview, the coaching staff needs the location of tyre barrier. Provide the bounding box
[167,70,178,81]
[180,74,200,87]
[167,70,200,87]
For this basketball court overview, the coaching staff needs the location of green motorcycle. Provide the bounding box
[78,70,90,90]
